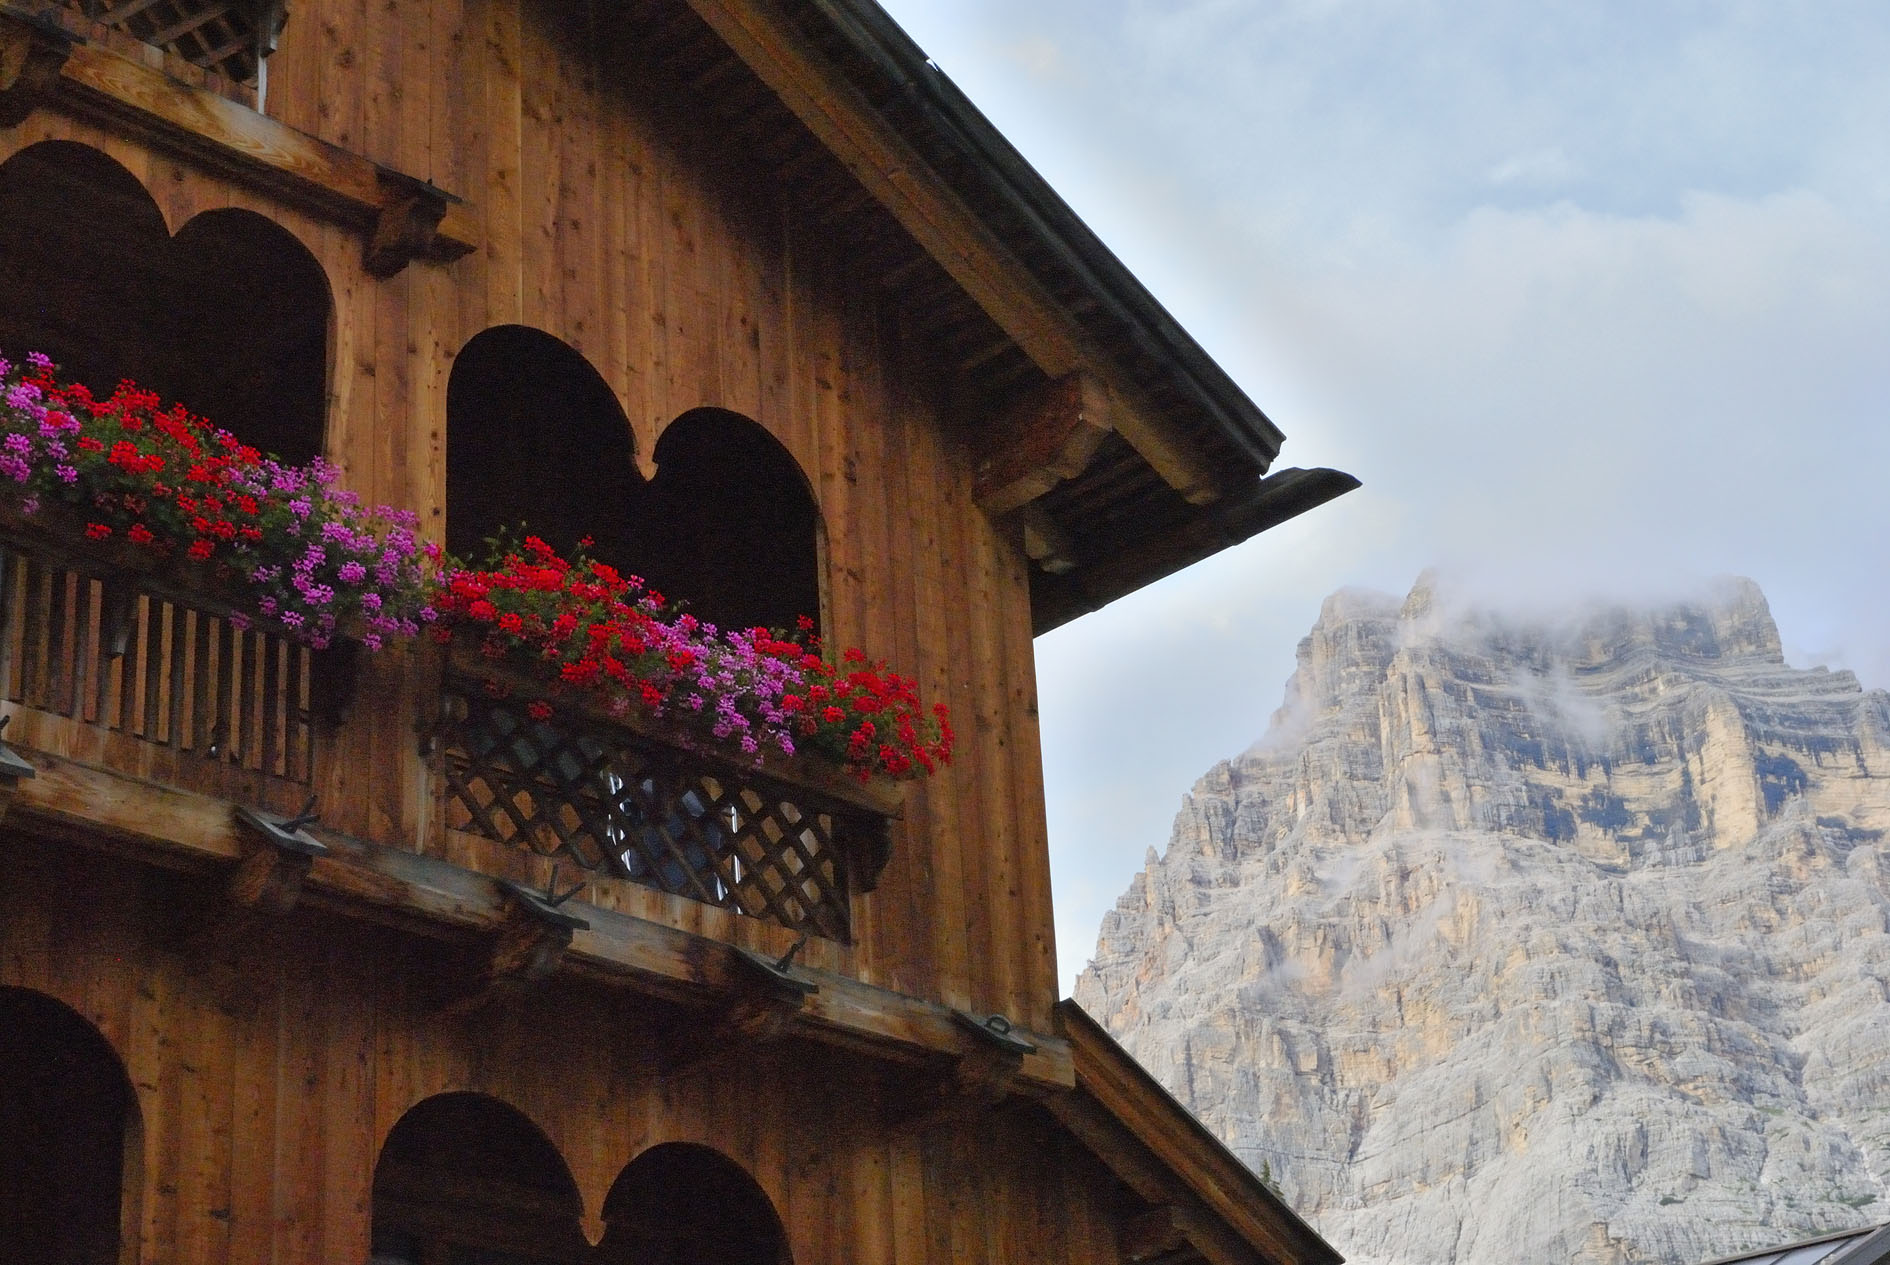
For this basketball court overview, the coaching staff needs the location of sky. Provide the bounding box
[874,0,1890,996]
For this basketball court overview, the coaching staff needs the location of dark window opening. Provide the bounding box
[0,141,331,465]
[447,326,645,569]
[596,1143,792,1265]
[448,329,821,634]
[370,1093,586,1265]
[636,410,820,635]
[0,987,141,1265]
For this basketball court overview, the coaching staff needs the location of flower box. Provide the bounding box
[434,638,906,941]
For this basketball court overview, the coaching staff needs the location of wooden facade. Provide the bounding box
[0,1,1353,1262]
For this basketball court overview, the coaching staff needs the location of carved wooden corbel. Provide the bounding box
[0,7,78,129]
[365,171,465,278]
[162,799,327,958]
[885,1010,1037,1137]
[974,372,1113,518]
[663,941,819,1074]
[437,878,589,1015]
[229,799,329,914]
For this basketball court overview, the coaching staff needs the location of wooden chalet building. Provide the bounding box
[0,0,1356,1262]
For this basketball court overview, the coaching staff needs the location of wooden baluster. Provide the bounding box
[165,604,188,751]
[0,546,15,703]
[20,559,51,712]
[144,599,171,745]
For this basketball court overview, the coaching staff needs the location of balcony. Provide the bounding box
[0,513,899,955]
[433,644,898,944]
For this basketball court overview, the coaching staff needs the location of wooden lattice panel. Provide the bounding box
[439,682,859,942]
[59,0,279,85]
[0,544,313,785]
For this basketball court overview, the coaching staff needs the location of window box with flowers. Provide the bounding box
[0,351,434,789]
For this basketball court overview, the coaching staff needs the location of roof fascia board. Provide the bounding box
[804,0,1287,468]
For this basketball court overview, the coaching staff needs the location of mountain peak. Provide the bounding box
[1078,576,1890,1265]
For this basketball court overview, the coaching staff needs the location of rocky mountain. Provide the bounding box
[1074,576,1890,1265]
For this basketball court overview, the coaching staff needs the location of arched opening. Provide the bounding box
[638,409,820,633]
[0,141,331,464]
[595,1142,792,1265]
[0,987,142,1265]
[369,1092,586,1265]
[446,329,822,632]
[447,325,644,568]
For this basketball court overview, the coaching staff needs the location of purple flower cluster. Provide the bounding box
[222,455,439,651]
[0,349,439,653]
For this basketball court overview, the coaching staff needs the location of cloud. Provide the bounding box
[1488,147,1583,189]
[878,0,1890,994]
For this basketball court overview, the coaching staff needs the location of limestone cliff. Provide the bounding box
[1074,576,1890,1265]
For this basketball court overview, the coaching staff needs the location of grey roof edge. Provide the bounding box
[1831,1222,1890,1265]
[1698,1221,1890,1265]
[803,0,1290,471]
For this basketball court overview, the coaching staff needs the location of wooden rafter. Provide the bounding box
[682,0,1228,504]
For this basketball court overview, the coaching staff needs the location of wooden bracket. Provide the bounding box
[974,372,1113,517]
[0,6,78,129]
[951,1009,1035,1102]
[0,713,36,821]
[162,799,326,956]
[663,942,819,1073]
[365,172,462,278]
[438,878,589,1015]
[884,1010,1037,1137]
[1015,503,1078,575]
[229,799,329,914]
[1120,1205,1211,1265]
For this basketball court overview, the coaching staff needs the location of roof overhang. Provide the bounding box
[675,0,1359,631]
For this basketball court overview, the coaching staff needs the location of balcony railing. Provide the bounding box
[434,647,899,944]
[0,511,903,944]
[0,510,319,806]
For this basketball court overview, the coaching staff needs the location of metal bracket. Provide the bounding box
[952,1010,1037,1057]
[732,933,819,1007]
[233,795,329,859]
[497,875,591,936]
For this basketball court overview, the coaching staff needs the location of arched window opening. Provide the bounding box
[0,142,330,464]
[370,1092,586,1265]
[0,987,142,1265]
[447,326,643,568]
[596,1143,792,1265]
[638,410,820,634]
[446,330,821,633]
